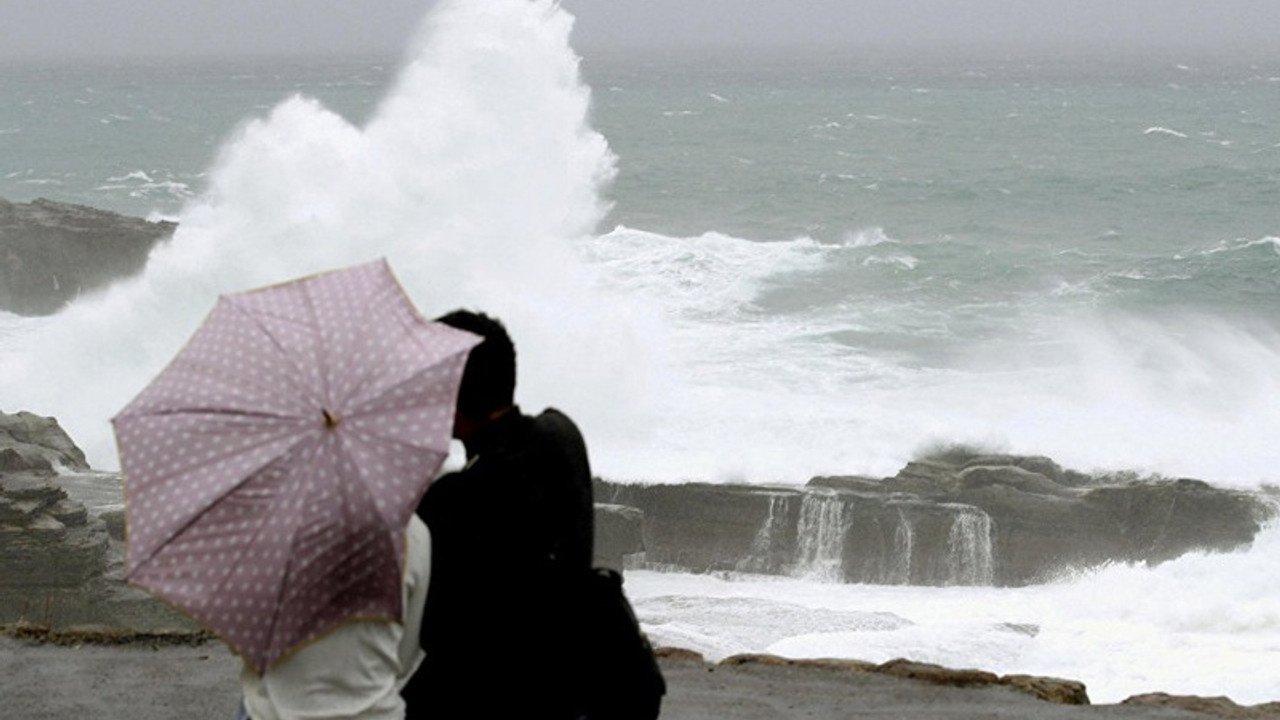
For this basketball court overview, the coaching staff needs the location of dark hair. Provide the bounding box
[436,309,516,419]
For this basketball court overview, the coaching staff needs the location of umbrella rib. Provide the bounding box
[341,330,470,424]
[121,406,297,422]
[345,424,445,462]
[129,430,318,578]
[306,279,399,412]
[352,280,422,404]
[299,273,335,413]
[212,434,322,670]
[223,296,326,413]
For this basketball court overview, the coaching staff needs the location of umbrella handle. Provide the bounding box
[322,409,340,429]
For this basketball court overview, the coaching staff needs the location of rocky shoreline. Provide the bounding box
[3,409,1278,717]
[597,453,1273,586]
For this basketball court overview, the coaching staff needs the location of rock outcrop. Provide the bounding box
[5,408,1271,633]
[713,654,1090,705]
[0,197,175,315]
[594,503,646,571]
[1122,693,1280,719]
[1,408,643,632]
[0,410,90,472]
[0,410,193,631]
[597,448,1273,586]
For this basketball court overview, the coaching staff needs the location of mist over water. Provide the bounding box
[1,0,1276,490]
[2,0,665,472]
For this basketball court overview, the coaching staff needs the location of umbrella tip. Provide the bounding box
[322,409,340,429]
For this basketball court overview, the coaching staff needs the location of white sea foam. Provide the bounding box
[1144,126,1189,138]
[97,170,194,202]
[629,519,1280,704]
[839,227,895,247]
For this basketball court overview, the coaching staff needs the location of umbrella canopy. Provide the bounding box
[112,259,478,673]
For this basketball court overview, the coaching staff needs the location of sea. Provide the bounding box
[1,0,1277,704]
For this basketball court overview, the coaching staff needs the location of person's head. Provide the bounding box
[436,309,516,439]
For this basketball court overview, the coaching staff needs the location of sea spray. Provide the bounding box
[628,520,1280,704]
[581,223,1280,487]
[2,0,666,470]
[2,3,1278,491]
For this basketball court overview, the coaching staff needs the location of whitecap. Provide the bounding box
[861,255,918,270]
[839,227,896,247]
[1143,126,1189,138]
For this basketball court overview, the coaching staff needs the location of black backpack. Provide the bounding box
[578,568,666,720]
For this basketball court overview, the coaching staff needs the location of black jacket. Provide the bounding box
[403,406,593,718]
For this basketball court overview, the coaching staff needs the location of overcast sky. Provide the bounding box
[2,0,1278,60]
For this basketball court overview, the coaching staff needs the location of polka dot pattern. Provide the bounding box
[112,259,480,673]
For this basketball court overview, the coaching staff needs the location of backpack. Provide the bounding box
[579,568,666,720]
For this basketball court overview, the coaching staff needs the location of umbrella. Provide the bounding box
[111,258,478,673]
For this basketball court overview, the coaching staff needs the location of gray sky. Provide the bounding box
[2,0,1278,60]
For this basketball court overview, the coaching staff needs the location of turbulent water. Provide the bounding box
[1,0,1277,703]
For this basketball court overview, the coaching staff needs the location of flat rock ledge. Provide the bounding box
[663,650,1280,717]
[599,448,1276,586]
[717,654,1090,705]
[0,196,175,315]
[1122,693,1280,719]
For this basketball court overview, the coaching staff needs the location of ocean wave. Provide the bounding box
[838,227,897,247]
[96,170,196,202]
[1203,235,1280,256]
[861,254,918,270]
[629,523,1280,705]
[583,225,831,317]
[1144,126,1189,138]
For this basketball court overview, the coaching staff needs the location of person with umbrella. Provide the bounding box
[112,261,482,720]
[401,310,595,719]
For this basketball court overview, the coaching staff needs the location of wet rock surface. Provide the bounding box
[598,448,1273,586]
[0,197,175,315]
[0,410,193,631]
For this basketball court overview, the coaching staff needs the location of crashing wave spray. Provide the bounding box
[2,0,664,469]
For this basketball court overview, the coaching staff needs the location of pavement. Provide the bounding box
[0,635,1242,719]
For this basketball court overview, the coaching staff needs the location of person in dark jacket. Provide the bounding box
[402,310,594,719]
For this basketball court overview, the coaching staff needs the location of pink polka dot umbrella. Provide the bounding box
[111,259,479,674]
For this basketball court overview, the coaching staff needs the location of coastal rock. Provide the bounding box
[0,197,175,315]
[714,654,1090,706]
[0,410,193,632]
[0,410,90,472]
[597,447,1272,586]
[1,409,642,632]
[0,471,111,624]
[1002,674,1091,705]
[593,502,645,571]
[874,658,1000,688]
[1122,693,1280,719]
